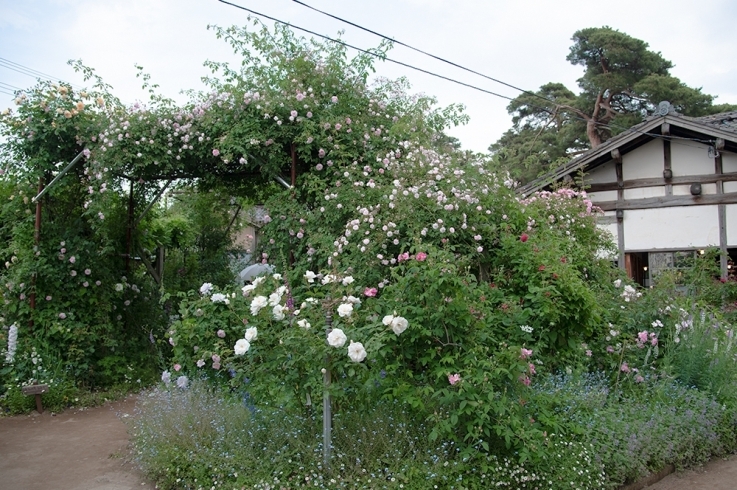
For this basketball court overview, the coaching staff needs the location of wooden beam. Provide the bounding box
[716,152,728,279]
[663,139,673,196]
[587,171,737,193]
[597,191,737,211]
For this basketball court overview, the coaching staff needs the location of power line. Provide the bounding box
[216,0,515,102]
[292,0,551,104]
[0,57,83,89]
[0,81,22,90]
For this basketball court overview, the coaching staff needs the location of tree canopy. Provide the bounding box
[490,26,737,183]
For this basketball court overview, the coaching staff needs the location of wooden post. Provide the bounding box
[715,145,728,280]
[323,311,333,467]
[29,178,44,330]
[662,123,673,196]
[612,150,625,270]
[126,180,134,273]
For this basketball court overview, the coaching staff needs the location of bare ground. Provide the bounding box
[0,396,153,490]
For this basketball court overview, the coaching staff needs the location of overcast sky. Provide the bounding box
[1,0,736,153]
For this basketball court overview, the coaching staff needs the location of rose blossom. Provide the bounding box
[347,341,367,362]
[327,328,347,348]
[234,338,250,355]
[245,326,258,342]
[448,373,461,385]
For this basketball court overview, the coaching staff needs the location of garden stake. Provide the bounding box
[323,311,333,467]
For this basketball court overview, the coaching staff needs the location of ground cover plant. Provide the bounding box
[3,14,737,490]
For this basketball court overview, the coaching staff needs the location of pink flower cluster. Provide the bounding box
[636,330,658,348]
[448,373,461,385]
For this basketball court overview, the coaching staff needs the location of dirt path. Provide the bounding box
[643,455,737,489]
[2,396,737,490]
[0,396,153,490]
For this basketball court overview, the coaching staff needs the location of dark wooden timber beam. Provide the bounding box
[598,191,737,211]
[587,171,737,193]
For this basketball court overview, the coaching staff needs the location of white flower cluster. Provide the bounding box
[383,313,409,335]
[621,284,641,302]
[5,323,18,363]
[211,293,230,305]
[326,328,367,363]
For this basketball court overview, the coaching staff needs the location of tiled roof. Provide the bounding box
[691,111,737,134]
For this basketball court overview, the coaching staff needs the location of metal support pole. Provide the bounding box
[32,150,85,202]
[323,311,333,467]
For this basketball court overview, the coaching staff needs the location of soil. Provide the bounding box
[0,395,153,490]
[1,396,737,490]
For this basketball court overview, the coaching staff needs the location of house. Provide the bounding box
[518,104,737,285]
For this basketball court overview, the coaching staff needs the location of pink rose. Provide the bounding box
[448,373,461,385]
[173,364,181,371]
[520,348,533,360]
[415,252,427,261]
[364,287,378,297]
[520,233,529,242]
[217,329,226,338]
[212,149,220,157]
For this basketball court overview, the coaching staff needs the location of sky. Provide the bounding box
[1,0,736,153]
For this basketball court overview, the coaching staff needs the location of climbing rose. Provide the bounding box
[327,328,347,348]
[337,303,353,318]
[415,252,427,261]
[347,341,367,362]
[245,327,258,342]
[234,338,250,355]
[250,296,268,316]
[520,348,533,359]
[448,373,461,385]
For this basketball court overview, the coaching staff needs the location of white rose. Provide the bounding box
[250,296,268,316]
[304,270,317,283]
[211,293,230,304]
[268,292,282,306]
[273,304,285,321]
[272,273,282,280]
[344,295,361,305]
[347,341,367,362]
[242,284,256,296]
[342,276,355,286]
[327,328,347,347]
[382,314,394,326]
[337,303,353,318]
[234,338,250,355]
[391,316,409,335]
[252,276,266,286]
[200,282,213,296]
[245,327,258,342]
[322,274,337,285]
[297,319,311,329]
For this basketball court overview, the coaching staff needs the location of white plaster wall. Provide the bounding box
[623,206,719,250]
[596,211,619,258]
[671,142,713,176]
[723,151,737,174]
[624,186,666,200]
[588,190,618,202]
[672,183,718,196]
[622,141,663,180]
[727,204,737,246]
[724,181,737,193]
[585,160,617,185]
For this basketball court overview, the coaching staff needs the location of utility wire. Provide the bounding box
[0,57,83,89]
[292,0,549,104]
[217,0,514,101]
[0,89,14,96]
[0,81,22,90]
